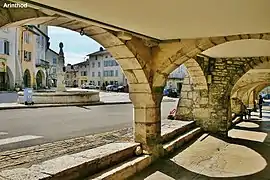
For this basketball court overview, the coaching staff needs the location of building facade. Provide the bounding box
[46,48,58,87]
[0,27,18,91]
[32,25,50,89]
[86,47,127,87]
[65,64,78,87]
[73,61,89,87]
[166,65,187,92]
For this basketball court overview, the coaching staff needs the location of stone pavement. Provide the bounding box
[130,109,270,180]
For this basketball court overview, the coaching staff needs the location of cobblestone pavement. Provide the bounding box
[131,109,270,180]
[0,128,133,171]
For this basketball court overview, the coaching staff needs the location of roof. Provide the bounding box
[86,49,111,57]
[73,61,88,66]
[26,25,50,40]
[48,48,59,56]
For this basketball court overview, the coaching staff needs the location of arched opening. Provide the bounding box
[174,57,209,127]
[36,70,45,89]
[23,69,31,88]
[6,66,14,90]
[0,5,159,156]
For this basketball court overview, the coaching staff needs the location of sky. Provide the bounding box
[48,26,102,65]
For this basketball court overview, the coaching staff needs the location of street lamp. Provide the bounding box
[80,28,85,36]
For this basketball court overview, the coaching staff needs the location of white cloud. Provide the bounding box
[64,52,88,65]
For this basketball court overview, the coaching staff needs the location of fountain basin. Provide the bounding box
[17,90,100,104]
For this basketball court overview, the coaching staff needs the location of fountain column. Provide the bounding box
[56,42,66,92]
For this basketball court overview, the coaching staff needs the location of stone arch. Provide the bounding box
[0,5,150,92]
[6,66,14,90]
[159,34,270,78]
[36,70,45,89]
[23,69,31,88]
[0,5,168,154]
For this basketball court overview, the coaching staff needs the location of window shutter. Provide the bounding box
[0,40,4,54]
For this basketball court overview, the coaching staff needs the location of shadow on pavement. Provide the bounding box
[130,110,270,180]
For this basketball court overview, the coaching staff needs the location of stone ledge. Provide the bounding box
[0,143,140,180]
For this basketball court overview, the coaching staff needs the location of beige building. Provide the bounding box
[65,63,78,87]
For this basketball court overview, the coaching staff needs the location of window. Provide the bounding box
[92,72,95,77]
[110,60,114,66]
[81,71,87,76]
[107,70,114,77]
[95,56,98,60]
[24,50,31,61]
[81,80,84,85]
[0,40,10,55]
[98,62,100,67]
[53,57,57,64]
[105,56,108,58]
[28,52,32,61]
[104,61,107,67]
[115,61,119,66]
[98,81,100,86]
[24,31,30,44]
[92,62,95,68]
[66,74,69,78]
[4,41,9,55]
[115,70,118,77]
[98,71,101,77]
[103,71,108,77]
[53,68,56,74]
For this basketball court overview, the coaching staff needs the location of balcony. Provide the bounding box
[36,59,50,68]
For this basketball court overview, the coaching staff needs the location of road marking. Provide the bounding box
[0,132,8,136]
[0,135,43,146]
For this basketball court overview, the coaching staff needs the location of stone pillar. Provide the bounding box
[175,76,194,120]
[56,42,66,92]
[130,89,163,158]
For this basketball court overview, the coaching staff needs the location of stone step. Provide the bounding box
[0,143,140,180]
[161,120,196,144]
[163,127,202,154]
[87,155,151,180]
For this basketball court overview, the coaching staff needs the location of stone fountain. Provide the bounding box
[18,43,100,104]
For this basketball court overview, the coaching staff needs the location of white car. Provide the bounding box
[106,85,118,91]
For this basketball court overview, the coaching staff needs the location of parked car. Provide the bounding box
[163,88,170,96]
[85,84,97,89]
[164,88,179,98]
[262,94,270,100]
[81,84,86,89]
[106,85,118,91]
[117,86,125,92]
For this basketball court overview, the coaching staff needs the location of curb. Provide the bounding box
[0,99,176,110]
[0,101,133,110]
